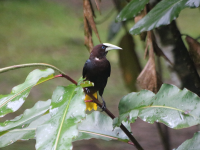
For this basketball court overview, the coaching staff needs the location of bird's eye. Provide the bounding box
[102,45,106,49]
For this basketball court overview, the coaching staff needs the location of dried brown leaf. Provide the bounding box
[137,57,162,93]
[84,16,93,52]
[83,0,101,43]
[118,33,142,91]
[145,31,172,65]
[95,0,101,14]
[186,35,200,65]
[138,31,162,93]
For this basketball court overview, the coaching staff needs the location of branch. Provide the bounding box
[59,74,144,150]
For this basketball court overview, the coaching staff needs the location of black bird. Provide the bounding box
[83,43,122,111]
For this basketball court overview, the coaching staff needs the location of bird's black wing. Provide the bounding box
[82,59,91,78]
[107,61,111,77]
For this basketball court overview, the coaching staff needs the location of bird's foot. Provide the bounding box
[101,100,106,112]
[85,88,90,94]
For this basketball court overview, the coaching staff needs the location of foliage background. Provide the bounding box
[0,0,199,149]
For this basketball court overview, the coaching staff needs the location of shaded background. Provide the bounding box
[0,0,200,149]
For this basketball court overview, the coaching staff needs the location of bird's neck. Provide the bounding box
[90,52,108,60]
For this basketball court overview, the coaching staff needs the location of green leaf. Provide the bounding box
[129,0,188,35]
[0,114,50,148]
[185,0,200,7]
[35,85,86,150]
[0,100,51,132]
[175,131,200,150]
[0,68,54,117]
[115,84,200,129]
[74,111,130,143]
[115,0,149,22]
[80,81,94,88]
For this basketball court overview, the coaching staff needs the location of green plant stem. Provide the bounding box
[59,74,144,150]
[0,63,66,75]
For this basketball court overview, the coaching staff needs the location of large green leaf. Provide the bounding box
[0,114,50,148]
[35,85,86,150]
[114,84,200,129]
[74,111,130,143]
[129,0,188,35]
[175,131,200,150]
[116,0,149,22]
[0,68,54,117]
[0,100,51,132]
[185,0,200,7]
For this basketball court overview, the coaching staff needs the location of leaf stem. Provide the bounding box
[0,63,66,75]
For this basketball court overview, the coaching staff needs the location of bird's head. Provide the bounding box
[90,43,122,59]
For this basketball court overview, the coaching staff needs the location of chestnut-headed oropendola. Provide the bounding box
[83,43,122,111]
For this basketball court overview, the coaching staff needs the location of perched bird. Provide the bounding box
[83,43,122,111]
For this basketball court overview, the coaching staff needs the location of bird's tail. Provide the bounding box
[84,92,98,111]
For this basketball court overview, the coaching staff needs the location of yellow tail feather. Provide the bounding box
[84,92,98,111]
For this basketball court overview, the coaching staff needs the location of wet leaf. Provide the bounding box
[175,131,200,150]
[83,0,101,43]
[118,33,141,91]
[185,0,200,8]
[114,84,200,129]
[186,35,200,65]
[0,68,54,117]
[35,85,86,150]
[74,111,130,143]
[116,0,149,22]
[0,114,50,148]
[0,100,51,132]
[130,0,188,35]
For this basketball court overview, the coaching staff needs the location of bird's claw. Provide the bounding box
[101,101,106,112]
[85,88,90,94]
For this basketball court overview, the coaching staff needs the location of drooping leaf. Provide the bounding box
[129,0,188,35]
[114,84,200,129]
[0,68,54,117]
[0,114,50,148]
[0,100,51,132]
[185,0,200,8]
[116,0,149,22]
[35,85,86,150]
[137,31,162,93]
[84,16,94,52]
[118,33,141,91]
[137,57,162,93]
[175,131,200,150]
[74,111,131,143]
[186,35,200,65]
[83,0,101,43]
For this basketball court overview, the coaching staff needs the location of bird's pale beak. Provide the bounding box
[103,43,122,51]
